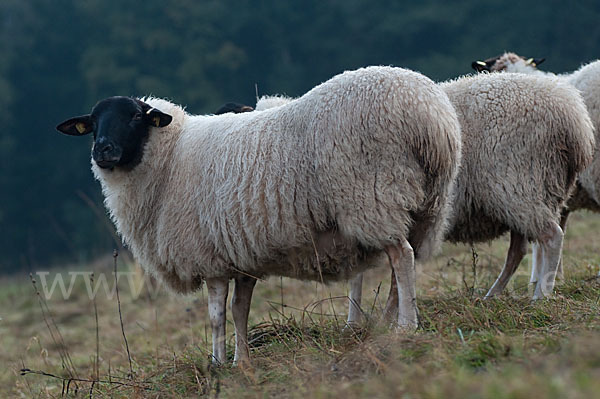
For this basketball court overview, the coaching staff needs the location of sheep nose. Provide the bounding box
[94,142,117,158]
[100,143,114,156]
[93,141,122,169]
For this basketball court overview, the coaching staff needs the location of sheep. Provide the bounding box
[472,52,600,286]
[55,65,462,364]
[214,102,254,115]
[471,53,547,75]
[333,72,594,323]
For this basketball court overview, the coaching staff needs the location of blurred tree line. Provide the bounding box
[1,0,599,273]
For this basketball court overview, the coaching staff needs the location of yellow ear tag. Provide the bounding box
[476,61,487,66]
[153,116,161,127]
[75,122,87,134]
[525,58,534,64]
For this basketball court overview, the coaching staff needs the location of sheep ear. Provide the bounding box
[525,57,545,67]
[56,115,93,136]
[145,108,172,127]
[532,58,545,67]
[136,100,172,127]
[472,60,490,73]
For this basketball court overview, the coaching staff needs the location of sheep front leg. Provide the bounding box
[485,231,527,298]
[346,273,364,327]
[385,239,418,329]
[207,277,229,365]
[231,275,256,365]
[533,221,564,300]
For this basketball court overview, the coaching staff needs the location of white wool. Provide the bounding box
[255,95,294,111]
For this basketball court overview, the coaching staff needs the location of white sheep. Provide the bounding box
[342,72,594,322]
[473,52,600,285]
[55,66,462,364]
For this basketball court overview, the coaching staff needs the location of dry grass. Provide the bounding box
[2,212,599,398]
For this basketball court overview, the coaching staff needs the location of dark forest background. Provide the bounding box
[1,0,599,273]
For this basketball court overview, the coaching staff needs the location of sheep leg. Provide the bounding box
[385,239,418,329]
[532,211,568,283]
[530,243,543,284]
[533,221,564,300]
[231,275,256,365]
[383,269,398,322]
[346,273,364,327]
[206,277,229,365]
[556,210,570,280]
[484,231,527,298]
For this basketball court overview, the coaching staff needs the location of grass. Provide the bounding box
[2,211,599,398]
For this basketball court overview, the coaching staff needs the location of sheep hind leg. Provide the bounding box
[556,210,570,280]
[346,273,364,328]
[232,275,257,366]
[207,277,229,365]
[382,269,398,323]
[533,221,564,300]
[532,212,568,284]
[530,243,543,284]
[485,231,527,298]
[385,239,418,329]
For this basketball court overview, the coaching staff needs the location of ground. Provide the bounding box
[1,212,599,398]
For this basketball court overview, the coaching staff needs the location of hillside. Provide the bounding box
[2,212,599,398]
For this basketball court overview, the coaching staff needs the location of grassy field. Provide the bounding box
[2,212,599,398]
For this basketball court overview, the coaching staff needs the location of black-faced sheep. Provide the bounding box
[214,102,254,115]
[56,66,462,364]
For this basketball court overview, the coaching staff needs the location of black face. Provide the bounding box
[471,54,503,72]
[56,97,172,170]
[214,102,254,115]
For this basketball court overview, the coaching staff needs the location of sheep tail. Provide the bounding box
[409,177,457,262]
[409,120,462,262]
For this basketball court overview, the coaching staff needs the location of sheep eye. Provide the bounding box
[133,112,142,120]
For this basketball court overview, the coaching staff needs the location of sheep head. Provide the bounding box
[471,53,545,73]
[214,102,254,115]
[56,97,172,170]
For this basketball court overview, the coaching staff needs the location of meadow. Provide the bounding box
[2,212,599,398]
